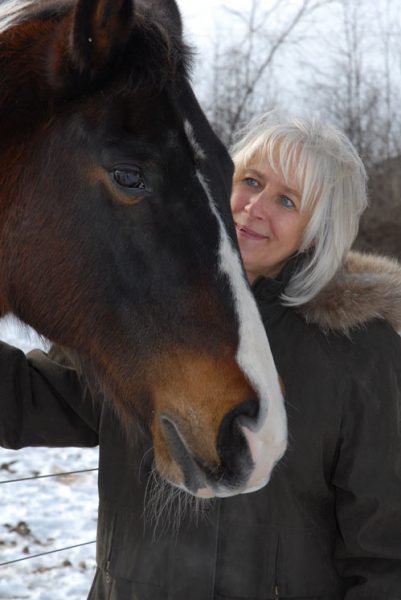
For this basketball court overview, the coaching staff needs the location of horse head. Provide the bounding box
[0,0,287,498]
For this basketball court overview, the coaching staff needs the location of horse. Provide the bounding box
[0,0,287,499]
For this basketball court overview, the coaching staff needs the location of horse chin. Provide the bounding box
[161,471,265,499]
[153,429,287,499]
[153,436,270,500]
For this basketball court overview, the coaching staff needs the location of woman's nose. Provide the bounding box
[245,195,268,220]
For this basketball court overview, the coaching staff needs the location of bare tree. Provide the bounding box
[199,0,401,257]
[202,0,333,147]
[295,0,401,258]
[300,0,401,167]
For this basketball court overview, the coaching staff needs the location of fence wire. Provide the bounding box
[0,467,98,567]
[0,541,96,567]
[0,467,98,485]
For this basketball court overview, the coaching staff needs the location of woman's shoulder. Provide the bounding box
[298,250,401,337]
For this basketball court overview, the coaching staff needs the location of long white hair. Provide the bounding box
[231,111,368,306]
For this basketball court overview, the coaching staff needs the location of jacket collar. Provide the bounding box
[252,251,401,334]
[300,251,401,334]
[251,254,302,327]
[252,253,302,301]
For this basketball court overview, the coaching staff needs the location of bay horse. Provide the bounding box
[0,0,287,498]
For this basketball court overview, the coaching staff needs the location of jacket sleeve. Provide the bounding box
[332,321,401,598]
[0,341,99,449]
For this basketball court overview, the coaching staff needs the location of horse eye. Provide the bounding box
[113,168,146,190]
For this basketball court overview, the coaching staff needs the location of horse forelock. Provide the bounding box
[0,0,193,165]
[0,0,192,79]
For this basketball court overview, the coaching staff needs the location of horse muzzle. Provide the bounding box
[155,390,287,499]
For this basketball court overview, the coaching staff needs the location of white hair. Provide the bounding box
[0,0,35,31]
[231,111,368,306]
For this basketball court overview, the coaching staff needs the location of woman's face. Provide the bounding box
[231,155,311,284]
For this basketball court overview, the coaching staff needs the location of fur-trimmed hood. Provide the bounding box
[300,251,401,334]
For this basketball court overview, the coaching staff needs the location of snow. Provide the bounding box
[0,316,99,600]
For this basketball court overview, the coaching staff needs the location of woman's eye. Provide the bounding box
[243,177,260,188]
[280,195,295,209]
[113,168,146,190]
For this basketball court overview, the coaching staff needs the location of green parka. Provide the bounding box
[1,251,401,600]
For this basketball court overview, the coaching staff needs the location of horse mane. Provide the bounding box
[0,0,193,83]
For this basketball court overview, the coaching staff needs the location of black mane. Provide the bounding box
[0,0,193,87]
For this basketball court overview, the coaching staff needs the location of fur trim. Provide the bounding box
[299,251,401,334]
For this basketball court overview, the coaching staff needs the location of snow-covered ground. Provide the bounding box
[0,317,99,600]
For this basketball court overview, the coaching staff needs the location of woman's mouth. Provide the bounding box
[235,223,268,241]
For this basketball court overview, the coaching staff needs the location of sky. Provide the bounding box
[176,1,254,60]
[176,0,319,52]
[175,0,315,111]
[177,0,233,48]
[175,0,401,121]
[176,0,279,104]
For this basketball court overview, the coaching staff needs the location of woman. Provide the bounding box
[1,112,401,599]
[222,112,401,598]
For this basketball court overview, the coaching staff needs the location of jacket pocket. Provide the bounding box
[102,506,170,589]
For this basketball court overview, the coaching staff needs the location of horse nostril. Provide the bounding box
[160,415,205,494]
[160,400,260,494]
[217,398,259,482]
[220,398,259,440]
[238,397,260,427]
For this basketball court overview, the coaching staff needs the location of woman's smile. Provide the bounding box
[235,223,269,241]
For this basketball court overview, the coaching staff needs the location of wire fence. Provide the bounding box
[0,467,98,568]
[0,326,98,579]
[0,468,98,486]
[0,541,96,567]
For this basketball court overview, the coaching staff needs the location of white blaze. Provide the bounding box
[184,120,287,494]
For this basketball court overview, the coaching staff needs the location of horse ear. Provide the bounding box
[49,0,134,90]
[152,0,183,38]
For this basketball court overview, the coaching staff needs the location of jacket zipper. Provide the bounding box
[274,534,280,600]
[105,560,111,585]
